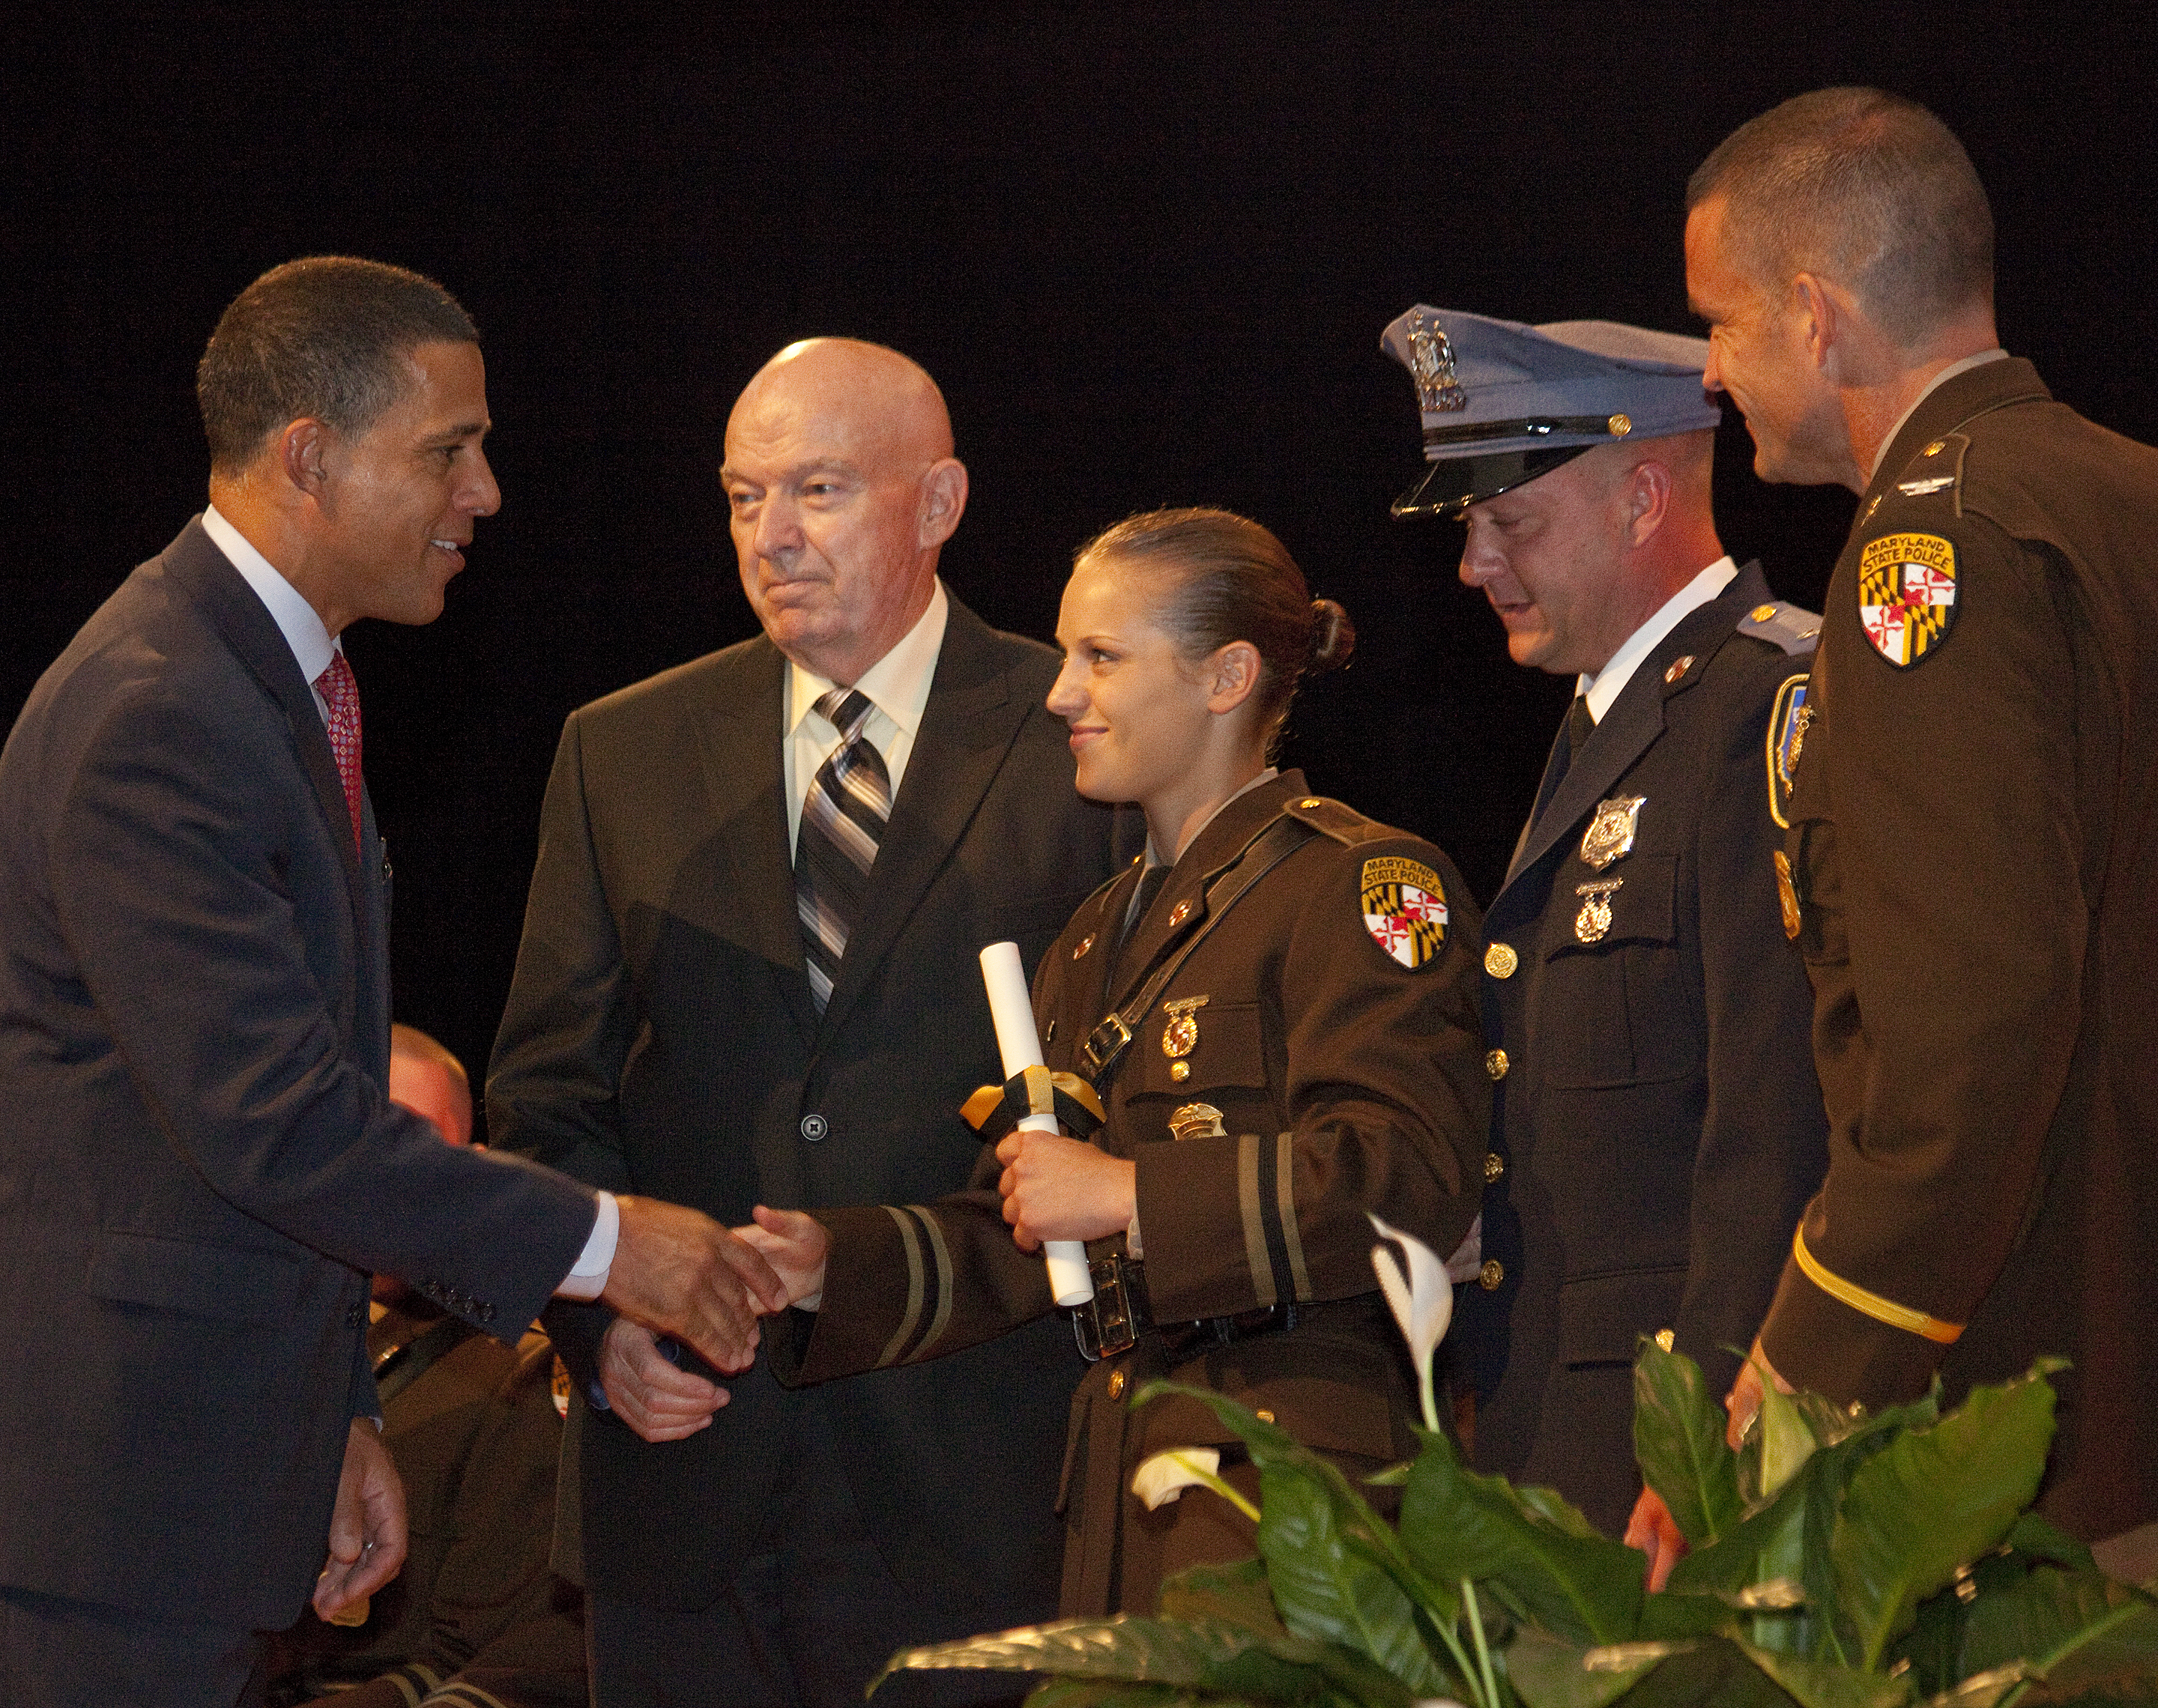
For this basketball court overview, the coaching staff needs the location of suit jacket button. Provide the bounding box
[479,1302,497,1324]
[345,1301,366,1329]
[1478,1259,1505,1291]
[800,1113,829,1142]
[1485,1048,1509,1080]
[1484,943,1518,979]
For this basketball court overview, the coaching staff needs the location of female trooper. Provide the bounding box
[749,506,1488,1616]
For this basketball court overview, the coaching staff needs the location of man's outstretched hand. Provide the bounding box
[601,1195,791,1377]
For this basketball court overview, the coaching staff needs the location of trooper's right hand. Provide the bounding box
[600,1194,790,1378]
[598,1318,729,1442]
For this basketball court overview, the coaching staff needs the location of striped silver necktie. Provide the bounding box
[795,688,892,1012]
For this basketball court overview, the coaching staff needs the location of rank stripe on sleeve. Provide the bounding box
[877,1205,929,1369]
[1792,1223,1964,1344]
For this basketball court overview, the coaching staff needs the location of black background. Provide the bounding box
[6,4,2152,1127]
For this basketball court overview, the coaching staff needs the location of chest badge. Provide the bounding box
[1161,996,1210,1062]
[1574,878,1622,943]
[1361,855,1448,970]
[1168,1102,1228,1142]
[1859,532,1958,666]
[1580,796,1645,870]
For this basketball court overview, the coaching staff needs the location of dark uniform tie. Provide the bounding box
[1529,694,1596,827]
[1113,861,1173,974]
[795,689,892,1012]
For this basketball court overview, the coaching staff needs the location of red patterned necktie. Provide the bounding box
[315,649,365,852]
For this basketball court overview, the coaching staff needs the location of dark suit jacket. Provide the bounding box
[0,520,596,1628]
[1454,563,1830,1536]
[1768,358,2158,1541]
[486,593,1129,1626]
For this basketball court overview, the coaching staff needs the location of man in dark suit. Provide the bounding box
[1382,309,1828,1556]
[0,258,784,1707]
[1687,88,2158,1572]
[487,337,1128,1706]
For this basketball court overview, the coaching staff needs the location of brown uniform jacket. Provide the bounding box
[776,770,1487,1612]
[267,1309,584,1708]
[1766,356,2158,1541]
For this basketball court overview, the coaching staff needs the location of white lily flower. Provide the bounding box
[1370,1211,1454,1433]
[1130,1447,1260,1521]
[1131,1447,1222,1510]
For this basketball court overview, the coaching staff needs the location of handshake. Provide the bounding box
[592,1197,831,1444]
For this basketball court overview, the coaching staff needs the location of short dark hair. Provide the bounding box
[196,256,478,473]
[1687,88,1993,347]
[1076,506,1354,757]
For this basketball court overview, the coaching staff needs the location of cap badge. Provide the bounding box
[1361,855,1448,969]
[1405,309,1469,414]
[1580,796,1645,870]
[1574,877,1622,944]
[1161,995,1209,1060]
[1766,673,1812,829]
[1860,533,1958,666]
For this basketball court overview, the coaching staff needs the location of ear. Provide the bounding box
[1203,640,1262,715]
[1791,273,1840,372]
[277,418,332,500]
[916,458,969,551]
[1624,458,1673,550]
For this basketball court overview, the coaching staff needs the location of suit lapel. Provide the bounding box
[689,639,820,1046]
[1501,565,1769,891]
[817,598,1019,1040]
[162,518,366,923]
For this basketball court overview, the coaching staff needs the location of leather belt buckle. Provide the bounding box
[1080,1014,1133,1077]
[1072,1252,1149,1363]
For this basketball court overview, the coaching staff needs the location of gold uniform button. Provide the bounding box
[1107,1369,1126,1399]
[1750,603,1777,623]
[1485,1047,1509,1080]
[1484,1151,1505,1184]
[1607,413,1631,437]
[1169,1062,1190,1082]
[1478,1259,1505,1291]
[1654,1328,1676,1352]
[1254,1408,1275,1423]
[1664,655,1695,685]
[1484,942,1518,979]
[1299,798,1321,809]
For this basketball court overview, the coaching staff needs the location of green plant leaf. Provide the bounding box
[1024,1683,1218,1708]
[1959,1566,2158,1696]
[1502,1626,1687,1708]
[1635,1342,1743,1547]
[1917,1664,2034,1708]
[1735,1637,1912,1708]
[1600,1635,1805,1706]
[1833,1370,2059,1671]
[2002,1515,2096,1575]
[1396,1426,1645,1646]
[1160,1557,1288,1635]
[1131,1383,1462,1699]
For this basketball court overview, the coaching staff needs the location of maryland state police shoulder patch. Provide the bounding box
[1858,532,1958,667]
[1361,855,1447,969]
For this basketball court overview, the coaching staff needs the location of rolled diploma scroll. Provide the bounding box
[979,941,1096,1307]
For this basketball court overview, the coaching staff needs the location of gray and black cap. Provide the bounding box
[1380,307,1722,520]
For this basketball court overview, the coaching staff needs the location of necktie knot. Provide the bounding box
[816,688,876,747]
[315,650,364,853]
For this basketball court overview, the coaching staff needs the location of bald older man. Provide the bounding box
[489,339,1128,1706]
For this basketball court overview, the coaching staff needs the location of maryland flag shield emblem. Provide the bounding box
[1361,856,1447,969]
[1859,533,1957,666]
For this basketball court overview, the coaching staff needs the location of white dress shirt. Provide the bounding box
[782,579,949,852]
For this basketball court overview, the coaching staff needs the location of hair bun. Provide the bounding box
[1308,598,1355,675]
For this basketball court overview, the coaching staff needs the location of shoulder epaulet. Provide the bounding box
[1888,431,1970,517]
[1282,793,1391,847]
[1735,599,1822,657]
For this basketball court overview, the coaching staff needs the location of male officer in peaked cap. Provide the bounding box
[1382,308,1828,1572]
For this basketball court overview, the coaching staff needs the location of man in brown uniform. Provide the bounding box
[1684,88,2158,1569]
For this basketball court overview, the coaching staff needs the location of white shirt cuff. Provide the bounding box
[555,1190,619,1300]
